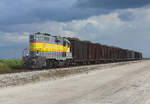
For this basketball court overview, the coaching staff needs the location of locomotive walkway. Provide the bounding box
[0,60,150,104]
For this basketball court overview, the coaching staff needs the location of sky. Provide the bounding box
[0,0,150,58]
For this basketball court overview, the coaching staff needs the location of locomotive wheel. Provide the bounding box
[53,61,59,68]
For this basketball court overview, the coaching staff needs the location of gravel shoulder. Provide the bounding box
[0,61,141,88]
[0,60,150,104]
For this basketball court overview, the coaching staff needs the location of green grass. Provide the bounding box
[0,59,23,71]
[143,58,150,60]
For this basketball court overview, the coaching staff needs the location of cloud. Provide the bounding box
[1,0,149,29]
[1,0,150,58]
[76,0,150,9]
[0,0,78,26]
[1,7,150,58]
[3,32,29,43]
[0,32,29,58]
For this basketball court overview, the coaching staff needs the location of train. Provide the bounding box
[23,32,142,68]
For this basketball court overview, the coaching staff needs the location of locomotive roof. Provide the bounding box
[34,32,67,39]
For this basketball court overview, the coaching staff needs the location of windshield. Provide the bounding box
[30,35,35,42]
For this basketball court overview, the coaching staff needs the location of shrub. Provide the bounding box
[0,59,23,71]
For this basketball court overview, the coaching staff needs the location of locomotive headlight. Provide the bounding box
[36,50,39,56]
[26,54,29,56]
[67,47,70,52]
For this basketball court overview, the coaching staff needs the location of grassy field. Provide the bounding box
[143,58,150,60]
[0,59,23,71]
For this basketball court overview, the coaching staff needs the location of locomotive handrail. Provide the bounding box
[22,48,27,62]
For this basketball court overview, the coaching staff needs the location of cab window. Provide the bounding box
[30,35,35,42]
[63,41,66,46]
[44,37,49,41]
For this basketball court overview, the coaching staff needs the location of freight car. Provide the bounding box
[23,32,142,68]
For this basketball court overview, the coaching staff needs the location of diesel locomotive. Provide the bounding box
[23,32,142,68]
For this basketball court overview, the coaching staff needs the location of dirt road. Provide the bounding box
[0,60,150,104]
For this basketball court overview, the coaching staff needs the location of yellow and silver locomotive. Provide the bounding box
[23,32,72,68]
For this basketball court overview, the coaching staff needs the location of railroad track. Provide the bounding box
[0,60,143,89]
[0,60,141,75]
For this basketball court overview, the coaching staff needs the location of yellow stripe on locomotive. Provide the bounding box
[30,42,69,53]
